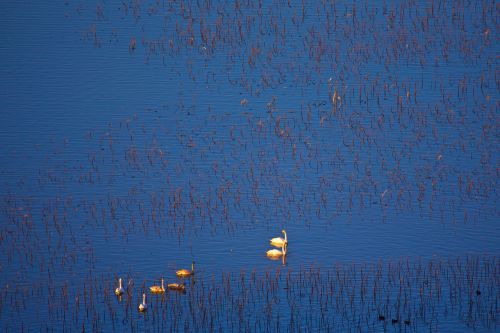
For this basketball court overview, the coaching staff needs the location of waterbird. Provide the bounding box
[150,278,165,294]
[138,293,147,312]
[176,261,195,277]
[167,283,186,291]
[270,229,288,248]
[267,242,287,258]
[115,278,124,296]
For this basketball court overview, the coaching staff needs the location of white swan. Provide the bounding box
[267,242,287,258]
[115,278,125,296]
[270,230,288,248]
[138,293,147,312]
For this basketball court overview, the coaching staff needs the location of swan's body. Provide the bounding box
[176,261,195,277]
[115,278,125,296]
[267,242,287,258]
[138,293,147,312]
[270,230,288,248]
[150,278,165,294]
[167,283,185,291]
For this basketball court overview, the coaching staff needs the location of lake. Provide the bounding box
[0,0,498,332]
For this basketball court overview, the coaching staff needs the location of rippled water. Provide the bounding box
[0,0,498,331]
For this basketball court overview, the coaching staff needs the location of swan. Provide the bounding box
[138,293,147,312]
[176,261,195,277]
[150,278,165,294]
[267,242,287,258]
[270,230,288,248]
[167,283,186,291]
[115,278,125,296]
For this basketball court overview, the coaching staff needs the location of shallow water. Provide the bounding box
[0,0,498,331]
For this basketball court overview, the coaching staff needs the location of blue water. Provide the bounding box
[0,0,498,331]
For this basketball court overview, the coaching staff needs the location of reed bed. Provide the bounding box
[0,255,498,331]
[0,0,497,331]
[8,0,489,237]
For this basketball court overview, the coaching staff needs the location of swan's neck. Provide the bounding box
[283,231,287,242]
[142,294,146,304]
[191,262,195,272]
[282,243,286,255]
[119,278,122,288]
[161,279,164,289]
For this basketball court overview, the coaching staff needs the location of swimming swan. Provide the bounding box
[267,242,287,258]
[176,261,195,277]
[150,278,165,294]
[115,278,125,296]
[167,283,186,291]
[270,230,288,248]
[138,293,147,312]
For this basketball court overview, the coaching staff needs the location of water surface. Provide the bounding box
[0,0,498,331]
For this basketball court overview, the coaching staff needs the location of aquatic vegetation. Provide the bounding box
[0,0,497,331]
[0,255,498,331]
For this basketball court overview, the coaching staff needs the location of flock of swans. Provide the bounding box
[115,231,288,312]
